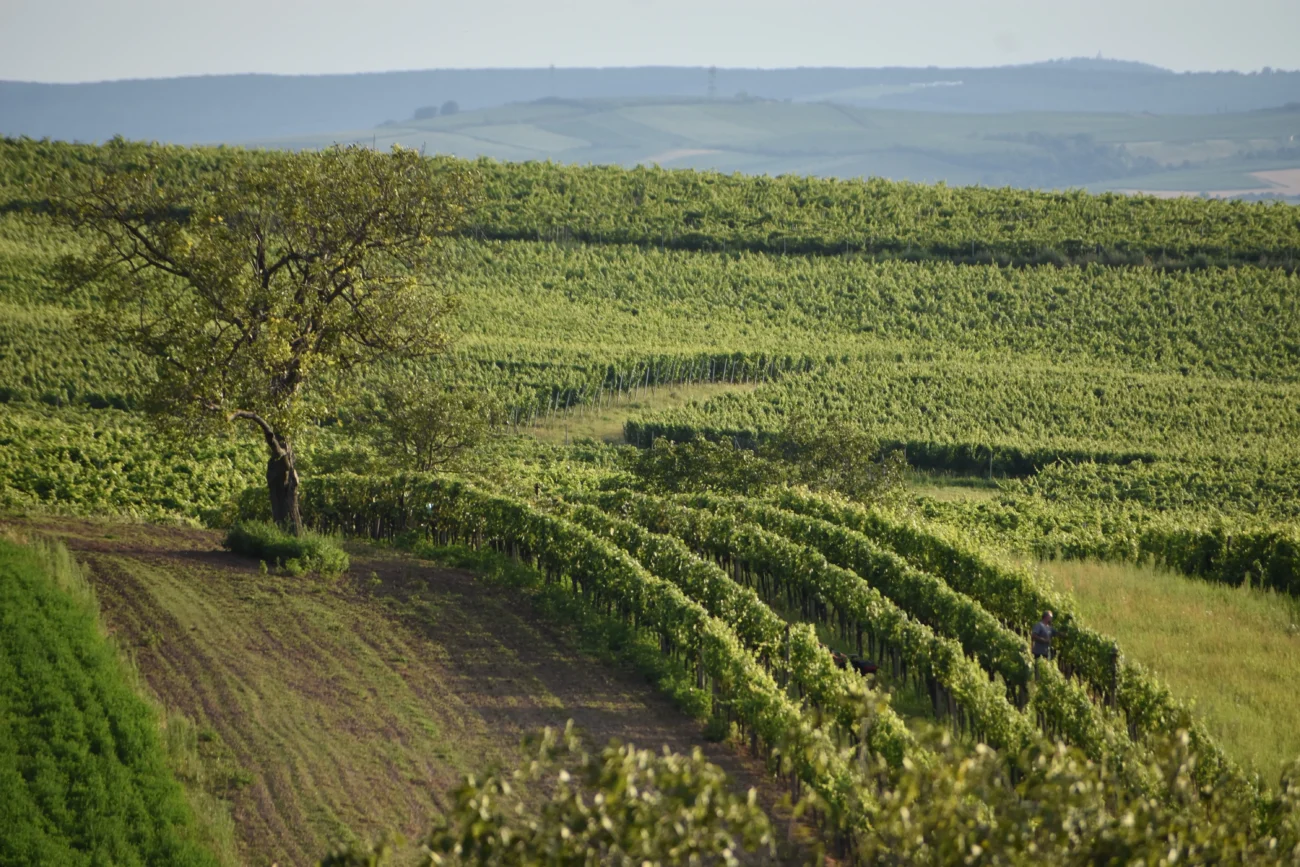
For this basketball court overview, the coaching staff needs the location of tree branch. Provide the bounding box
[227,409,279,448]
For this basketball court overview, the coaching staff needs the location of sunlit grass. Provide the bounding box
[529,382,757,444]
[1040,558,1300,782]
[907,470,1004,503]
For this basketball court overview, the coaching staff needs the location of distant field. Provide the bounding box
[1105,164,1300,197]
[248,97,1300,195]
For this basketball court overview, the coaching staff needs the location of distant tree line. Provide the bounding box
[412,100,460,121]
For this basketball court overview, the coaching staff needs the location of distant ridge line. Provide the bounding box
[5,63,1300,145]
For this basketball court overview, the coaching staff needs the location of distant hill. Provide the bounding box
[4,62,1300,145]
[1025,57,1172,74]
[246,96,1300,196]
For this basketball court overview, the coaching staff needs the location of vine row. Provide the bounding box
[282,472,881,845]
[771,488,1252,794]
[575,488,1039,755]
[560,502,916,765]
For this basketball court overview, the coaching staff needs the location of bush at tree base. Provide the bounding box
[223,520,350,575]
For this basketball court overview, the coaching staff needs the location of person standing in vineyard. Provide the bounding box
[1032,611,1055,660]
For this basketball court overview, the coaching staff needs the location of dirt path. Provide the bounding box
[3,517,776,867]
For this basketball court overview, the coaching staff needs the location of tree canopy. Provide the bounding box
[51,143,478,531]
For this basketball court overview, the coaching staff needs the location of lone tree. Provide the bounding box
[52,143,477,533]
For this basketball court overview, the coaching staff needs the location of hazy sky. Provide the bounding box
[2,0,1297,83]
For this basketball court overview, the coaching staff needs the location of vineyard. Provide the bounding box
[2,138,1300,863]
[254,471,1289,858]
[9,138,1300,267]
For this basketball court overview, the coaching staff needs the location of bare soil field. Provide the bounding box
[1252,167,1300,196]
[1,517,772,866]
[1119,167,1300,200]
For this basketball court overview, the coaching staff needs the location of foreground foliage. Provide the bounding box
[425,723,775,866]
[852,729,1300,866]
[331,725,1300,866]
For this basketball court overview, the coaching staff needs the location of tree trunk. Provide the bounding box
[229,410,303,535]
[266,434,303,535]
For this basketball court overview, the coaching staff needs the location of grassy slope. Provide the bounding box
[0,537,217,867]
[0,517,771,867]
[1041,558,1300,780]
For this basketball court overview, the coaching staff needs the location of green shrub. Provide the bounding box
[223,521,349,575]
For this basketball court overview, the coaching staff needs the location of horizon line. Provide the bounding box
[15,57,1295,88]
